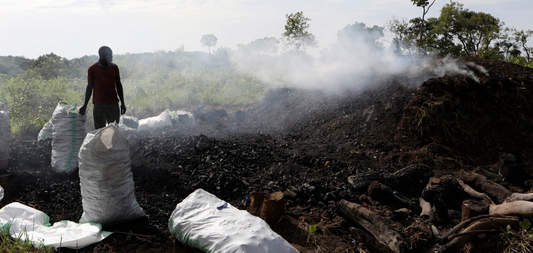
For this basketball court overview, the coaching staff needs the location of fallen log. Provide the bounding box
[457,179,495,206]
[347,171,379,191]
[368,181,421,213]
[435,215,519,253]
[489,200,533,218]
[382,164,434,189]
[458,171,511,204]
[337,199,408,253]
[349,227,395,253]
[504,193,533,203]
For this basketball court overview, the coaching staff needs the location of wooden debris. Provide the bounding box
[457,179,495,205]
[350,227,395,253]
[458,171,512,204]
[260,191,286,226]
[489,200,533,218]
[249,192,286,227]
[461,199,490,221]
[382,164,434,189]
[368,181,421,213]
[503,193,533,203]
[419,197,433,219]
[347,171,379,191]
[249,192,268,216]
[337,199,408,253]
[434,215,519,253]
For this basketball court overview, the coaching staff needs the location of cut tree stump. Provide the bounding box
[461,199,490,221]
[260,191,286,226]
[249,192,286,227]
[249,192,268,216]
[337,199,408,253]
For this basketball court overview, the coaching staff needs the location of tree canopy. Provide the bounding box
[200,34,218,54]
[282,11,317,53]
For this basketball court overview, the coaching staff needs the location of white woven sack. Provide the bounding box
[169,189,299,253]
[37,120,53,141]
[78,124,145,226]
[137,109,172,131]
[51,102,86,173]
[0,202,111,249]
[0,102,11,169]
[119,115,139,132]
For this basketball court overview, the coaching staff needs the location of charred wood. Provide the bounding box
[367,181,421,213]
[503,193,533,203]
[458,171,512,204]
[434,215,519,253]
[489,200,533,218]
[349,227,396,253]
[337,199,408,253]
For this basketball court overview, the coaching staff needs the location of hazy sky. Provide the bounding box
[1,0,531,59]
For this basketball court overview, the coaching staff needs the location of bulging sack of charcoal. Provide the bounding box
[78,124,145,226]
[37,120,53,141]
[50,102,86,173]
[168,189,299,253]
[169,110,195,126]
[0,100,11,169]
[137,109,172,132]
[119,115,139,132]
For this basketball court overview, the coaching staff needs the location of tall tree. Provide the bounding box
[282,11,317,53]
[336,22,384,49]
[387,17,416,54]
[514,29,533,63]
[200,34,218,54]
[33,53,69,79]
[496,27,521,61]
[435,1,501,57]
[411,0,436,52]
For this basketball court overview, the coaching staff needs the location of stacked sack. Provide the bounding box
[50,102,87,173]
[0,100,10,169]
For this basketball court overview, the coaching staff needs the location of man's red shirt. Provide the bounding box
[87,62,120,105]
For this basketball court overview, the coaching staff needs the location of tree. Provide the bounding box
[282,11,317,53]
[200,34,218,54]
[411,0,436,51]
[336,22,384,50]
[249,37,280,55]
[514,29,533,63]
[434,1,502,57]
[33,53,69,79]
[387,17,416,54]
[495,27,521,61]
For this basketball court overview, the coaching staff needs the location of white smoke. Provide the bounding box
[229,27,488,93]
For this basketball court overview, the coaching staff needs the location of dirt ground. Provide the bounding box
[1,56,532,253]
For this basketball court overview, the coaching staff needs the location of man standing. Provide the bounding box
[79,46,126,129]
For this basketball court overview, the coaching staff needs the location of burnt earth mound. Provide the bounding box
[1,56,533,253]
